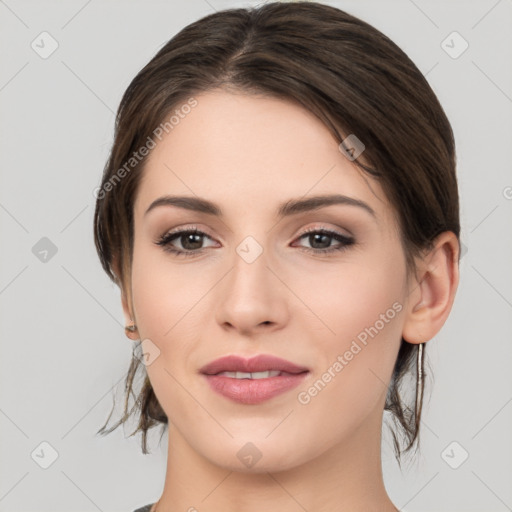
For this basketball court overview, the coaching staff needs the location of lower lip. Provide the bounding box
[202,373,309,405]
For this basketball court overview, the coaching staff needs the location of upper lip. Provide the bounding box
[199,354,309,375]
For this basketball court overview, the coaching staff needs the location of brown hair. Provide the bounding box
[94,1,460,462]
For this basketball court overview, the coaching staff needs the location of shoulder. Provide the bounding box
[133,504,154,512]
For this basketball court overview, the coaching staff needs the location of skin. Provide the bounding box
[119,89,459,511]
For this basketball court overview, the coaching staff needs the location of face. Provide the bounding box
[128,89,412,472]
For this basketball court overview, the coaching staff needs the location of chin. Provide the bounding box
[198,435,313,474]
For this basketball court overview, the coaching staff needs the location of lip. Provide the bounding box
[200,354,310,405]
[199,354,309,375]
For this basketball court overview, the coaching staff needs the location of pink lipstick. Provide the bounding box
[200,354,309,405]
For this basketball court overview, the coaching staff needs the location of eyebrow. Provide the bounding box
[144,193,377,220]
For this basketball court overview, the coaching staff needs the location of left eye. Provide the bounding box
[292,228,355,254]
[155,227,355,257]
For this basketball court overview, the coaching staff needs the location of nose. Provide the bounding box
[215,240,289,336]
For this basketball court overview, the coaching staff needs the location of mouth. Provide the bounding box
[199,354,310,404]
[214,370,292,379]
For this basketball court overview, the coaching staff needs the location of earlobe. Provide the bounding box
[114,257,139,341]
[402,231,460,345]
[121,289,139,340]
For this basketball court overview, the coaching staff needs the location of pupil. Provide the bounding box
[311,233,330,249]
[183,233,202,250]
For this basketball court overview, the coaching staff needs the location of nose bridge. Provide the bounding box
[215,232,287,332]
[229,233,272,298]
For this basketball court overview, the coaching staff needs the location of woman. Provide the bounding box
[93,2,460,511]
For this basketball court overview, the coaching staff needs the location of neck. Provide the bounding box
[153,407,397,512]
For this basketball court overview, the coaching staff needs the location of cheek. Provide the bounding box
[291,273,404,450]
[130,244,204,339]
[299,249,406,399]
[298,248,405,344]
[129,246,205,422]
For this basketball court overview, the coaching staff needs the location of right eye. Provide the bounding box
[155,227,218,257]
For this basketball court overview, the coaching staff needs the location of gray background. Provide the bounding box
[0,0,511,511]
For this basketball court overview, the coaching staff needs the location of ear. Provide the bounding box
[113,255,139,341]
[402,231,460,344]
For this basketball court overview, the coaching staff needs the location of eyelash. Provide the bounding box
[155,225,355,258]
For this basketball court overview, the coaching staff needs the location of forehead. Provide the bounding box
[134,90,394,228]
